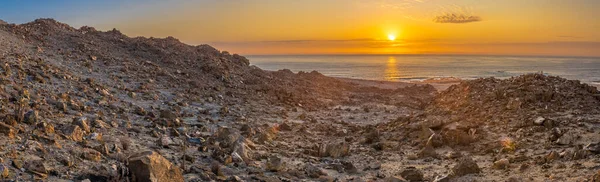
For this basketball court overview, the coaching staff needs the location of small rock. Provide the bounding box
[24,110,39,124]
[160,110,177,120]
[534,117,545,125]
[451,156,480,177]
[0,164,9,178]
[128,151,184,182]
[0,122,16,139]
[279,122,293,131]
[265,156,285,172]
[556,132,576,145]
[82,148,102,162]
[4,116,17,126]
[72,117,91,133]
[545,151,559,163]
[256,126,278,144]
[492,158,510,170]
[87,132,102,141]
[341,161,358,174]
[135,106,146,116]
[159,136,172,148]
[56,101,68,112]
[240,124,255,137]
[385,176,408,182]
[25,160,47,175]
[305,164,326,178]
[400,167,423,181]
[62,125,84,142]
[319,141,350,158]
[36,122,55,135]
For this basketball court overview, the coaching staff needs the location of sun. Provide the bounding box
[387,34,396,41]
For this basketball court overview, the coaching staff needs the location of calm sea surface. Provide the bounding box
[247,55,600,86]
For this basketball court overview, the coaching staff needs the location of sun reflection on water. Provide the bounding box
[385,56,400,81]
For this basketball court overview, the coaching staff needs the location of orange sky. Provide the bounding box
[52,0,600,57]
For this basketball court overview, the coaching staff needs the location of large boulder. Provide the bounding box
[128,151,184,182]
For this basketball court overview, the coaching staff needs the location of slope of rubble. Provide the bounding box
[0,18,599,182]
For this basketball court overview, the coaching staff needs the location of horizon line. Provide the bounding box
[242,53,600,59]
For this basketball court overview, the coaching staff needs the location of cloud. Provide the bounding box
[433,5,482,24]
[433,14,481,23]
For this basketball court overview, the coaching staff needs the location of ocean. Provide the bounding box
[247,55,600,86]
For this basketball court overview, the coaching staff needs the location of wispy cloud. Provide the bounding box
[433,5,481,24]
[434,14,481,23]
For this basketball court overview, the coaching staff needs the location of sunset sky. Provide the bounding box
[1,0,599,57]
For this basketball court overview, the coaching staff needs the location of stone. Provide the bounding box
[257,126,278,144]
[305,164,326,178]
[128,151,184,182]
[418,143,438,159]
[591,170,600,181]
[320,141,350,158]
[82,148,102,162]
[451,156,480,177]
[493,158,510,170]
[0,165,8,178]
[545,151,559,163]
[240,124,255,137]
[265,156,285,172]
[534,117,545,125]
[36,122,55,135]
[0,122,16,139]
[341,161,358,174]
[385,176,408,182]
[25,160,48,175]
[73,117,91,133]
[556,132,576,145]
[135,106,146,116]
[160,110,177,120]
[279,122,293,131]
[24,110,39,124]
[159,136,172,148]
[93,119,107,128]
[3,116,17,126]
[62,125,84,142]
[56,101,68,112]
[400,167,423,181]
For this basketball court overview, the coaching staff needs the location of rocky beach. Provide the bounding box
[0,19,599,182]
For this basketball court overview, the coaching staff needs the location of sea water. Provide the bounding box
[247,55,600,86]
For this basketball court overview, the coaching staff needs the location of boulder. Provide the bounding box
[305,164,326,178]
[73,117,91,133]
[492,158,510,170]
[0,122,16,139]
[24,110,39,124]
[128,151,184,182]
[451,156,480,177]
[319,141,350,158]
[265,156,285,172]
[62,125,84,142]
[400,167,424,181]
[385,176,408,182]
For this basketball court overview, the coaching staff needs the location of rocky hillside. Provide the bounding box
[0,18,599,182]
[0,19,435,181]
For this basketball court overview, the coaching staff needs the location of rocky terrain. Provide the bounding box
[0,19,598,182]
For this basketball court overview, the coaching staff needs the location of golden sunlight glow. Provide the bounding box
[387,34,396,41]
[384,56,399,81]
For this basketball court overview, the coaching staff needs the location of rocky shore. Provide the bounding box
[0,19,599,181]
